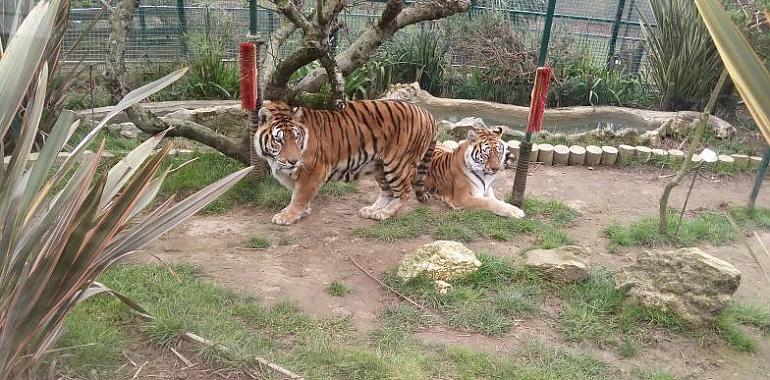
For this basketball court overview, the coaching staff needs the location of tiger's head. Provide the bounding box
[254,100,308,172]
[464,127,506,176]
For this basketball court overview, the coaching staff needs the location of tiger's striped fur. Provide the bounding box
[424,127,525,218]
[255,100,437,225]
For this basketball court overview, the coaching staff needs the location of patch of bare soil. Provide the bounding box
[136,165,770,379]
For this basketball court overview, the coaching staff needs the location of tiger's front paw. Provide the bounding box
[416,193,430,203]
[272,208,305,225]
[497,204,525,219]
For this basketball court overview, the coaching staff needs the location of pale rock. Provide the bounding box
[435,280,453,294]
[397,241,481,282]
[524,245,589,283]
[616,247,741,326]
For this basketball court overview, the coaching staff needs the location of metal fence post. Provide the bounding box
[249,0,258,35]
[537,0,557,66]
[176,0,188,57]
[510,0,557,208]
[138,4,147,44]
[748,147,770,215]
[607,0,627,68]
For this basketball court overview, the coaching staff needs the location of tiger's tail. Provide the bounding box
[414,138,436,203]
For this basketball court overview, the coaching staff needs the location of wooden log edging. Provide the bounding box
[427,139,764,175]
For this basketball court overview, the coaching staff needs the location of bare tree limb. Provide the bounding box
[293,0,470,94]
[275,0,315,34]
[318,53,346,108]
[263,19,300,87]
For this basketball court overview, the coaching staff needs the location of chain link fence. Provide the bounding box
[62,0,658,74]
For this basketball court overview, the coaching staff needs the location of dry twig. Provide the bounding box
[347,254,439,318]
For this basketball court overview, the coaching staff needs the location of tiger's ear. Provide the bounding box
[491,126,504,137]
[257,107,271,124]
[292,106,304,121]
[466,128,479,143]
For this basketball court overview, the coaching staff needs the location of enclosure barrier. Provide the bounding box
[435,139,764,174]
[62,0,662,74]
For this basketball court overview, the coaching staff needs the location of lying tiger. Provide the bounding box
[423,127,525,218]
[255,100,437,225]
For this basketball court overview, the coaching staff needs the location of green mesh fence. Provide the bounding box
[61,0,656,74]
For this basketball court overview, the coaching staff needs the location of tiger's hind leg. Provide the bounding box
[360,161,414,221]
[359,161,396,219]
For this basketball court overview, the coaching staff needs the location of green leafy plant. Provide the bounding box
[550,54,653,108]
[640,0,723,111]
[0,1,250,377]
[382,25,450,96]
[442,12,536,105]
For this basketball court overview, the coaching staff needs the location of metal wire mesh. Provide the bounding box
[61,0,656,75]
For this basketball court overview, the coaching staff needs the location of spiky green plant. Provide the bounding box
[0,1,251,377]
[640,0,723,111]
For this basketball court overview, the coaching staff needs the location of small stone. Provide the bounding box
[435,280,453,294]
[524,245,590,283]
[119,129,139,139]
[397,241,481,282]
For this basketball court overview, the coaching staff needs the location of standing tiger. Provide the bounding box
[423,127,525,218]
[254,100,437,225]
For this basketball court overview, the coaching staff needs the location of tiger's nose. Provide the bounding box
[287,158,298,165]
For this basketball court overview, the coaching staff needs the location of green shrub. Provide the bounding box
[382,25,450,95]
[640,0,723,111]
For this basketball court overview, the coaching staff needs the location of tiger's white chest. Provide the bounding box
[266,157,298,190]
[466,167,496,197]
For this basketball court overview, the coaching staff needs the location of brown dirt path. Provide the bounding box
[137,165,770,379]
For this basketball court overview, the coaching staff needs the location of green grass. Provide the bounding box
[325,281,352,297]
[605,210,738,248]
[632,368,678,380]
[618,337,641,358]
[70,127,142,154]
[59,263,616,379]
[160,152,357,214]
[246,236,270,249]
[383,254,543,336]
[437,128,453,142]
[369,304,431,350]
[714,302,770,352]
[354,197,576,248]
[730,207,770,229]
[558,270,689,348]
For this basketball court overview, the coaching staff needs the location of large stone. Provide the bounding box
[523,245,589,283]
[397,241,481,282]
[449,117,487,140]
[616,247,741,326]
[107,122,142,139]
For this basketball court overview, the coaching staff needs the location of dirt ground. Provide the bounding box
[138,165,770,380]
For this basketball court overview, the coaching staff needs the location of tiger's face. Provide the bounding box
[464,127,506,176]
[255,101,308,172]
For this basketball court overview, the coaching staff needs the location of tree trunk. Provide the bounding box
[104,0,252,165]
[658,69,729,235]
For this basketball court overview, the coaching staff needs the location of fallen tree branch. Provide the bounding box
[105,0,252,164]
[347,253,439,317]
